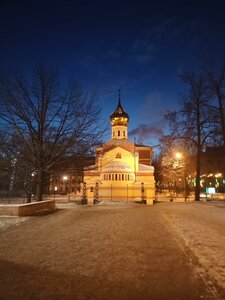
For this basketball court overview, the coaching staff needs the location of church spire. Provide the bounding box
[110,91,129,139]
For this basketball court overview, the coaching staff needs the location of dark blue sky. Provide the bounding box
[1,0,225,147]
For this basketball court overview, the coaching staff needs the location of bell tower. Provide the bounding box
[110,90,129,139]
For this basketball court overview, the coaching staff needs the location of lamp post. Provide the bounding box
[62,175,70,202]
[54,186,58,201]
[175,152,187,201]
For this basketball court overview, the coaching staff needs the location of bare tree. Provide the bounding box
[0,65,104,201]
[165,71,215,201]
[204,63,225,146]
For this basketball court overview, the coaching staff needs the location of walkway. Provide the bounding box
[0,203,224,299]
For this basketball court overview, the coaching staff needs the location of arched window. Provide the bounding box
[109,174,111,180]
[122,174,124,180]
[118,130,120,136]
[115,174,117,180]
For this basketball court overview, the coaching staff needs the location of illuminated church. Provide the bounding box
[83,93,155,204]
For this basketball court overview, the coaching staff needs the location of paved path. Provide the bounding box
[0,204,223,299]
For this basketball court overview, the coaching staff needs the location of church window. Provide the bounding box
[109,174,111,180]
[116,152,121,158]
[118,130,120,136]
[115,174,118,180]
[122,174,124,180]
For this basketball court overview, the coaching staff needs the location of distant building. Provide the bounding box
[49,155,94,195]
[159,146,225,195]
[83,94,155,204]
[199,146,225,193]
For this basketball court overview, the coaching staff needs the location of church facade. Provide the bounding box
[83,95,155,204]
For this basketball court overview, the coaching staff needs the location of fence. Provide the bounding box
[83,183,155,203]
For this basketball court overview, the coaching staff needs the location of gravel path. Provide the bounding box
[0,202,224,299]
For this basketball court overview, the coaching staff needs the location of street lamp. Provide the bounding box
[175,151,187,201]
[175,152,182,159]
[54,186,58,201]
[62,175,70,202]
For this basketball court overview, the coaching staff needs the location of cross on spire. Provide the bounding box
[118,89,121,106]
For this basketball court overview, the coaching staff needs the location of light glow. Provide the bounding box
[175,152,182,159]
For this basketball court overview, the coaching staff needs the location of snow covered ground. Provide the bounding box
[0,200,225,298]
[0,216,30,231]
[158,201,225,292]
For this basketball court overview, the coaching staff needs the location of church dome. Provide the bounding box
[103,160,132,172]
[110,92,129,126]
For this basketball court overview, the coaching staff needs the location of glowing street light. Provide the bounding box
[175,151,187,201]
[62,175,70,202]
[54,186,58,200]
[175,152,182,159]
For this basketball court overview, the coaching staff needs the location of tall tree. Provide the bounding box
[204,63,225,146]
[0,66,104,201]
[165,71,214,201]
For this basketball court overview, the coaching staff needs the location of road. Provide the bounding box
[0,202,224,299]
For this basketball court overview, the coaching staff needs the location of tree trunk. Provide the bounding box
[36,169,43,201]
[217,92,225,146]
[26,193,32,203]
[195,148,201,201]
[195,94,201,202]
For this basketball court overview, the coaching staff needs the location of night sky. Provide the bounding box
[1,0,225,147]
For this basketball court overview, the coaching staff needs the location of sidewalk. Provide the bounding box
[0,204,223,299]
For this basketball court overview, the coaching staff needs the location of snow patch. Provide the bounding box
[0,217,30,231]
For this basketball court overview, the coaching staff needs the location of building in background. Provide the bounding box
[49,155,94,195]
[158,146,225,196]
[83,94,155,204]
